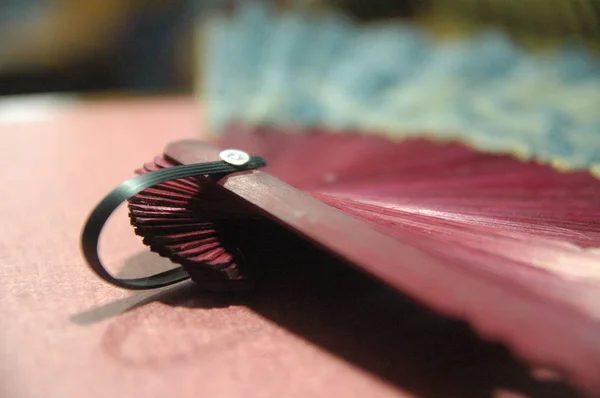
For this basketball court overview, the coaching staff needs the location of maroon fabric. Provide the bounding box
[164,127,600,396]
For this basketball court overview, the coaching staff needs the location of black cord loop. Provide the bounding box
[81,154,266,290]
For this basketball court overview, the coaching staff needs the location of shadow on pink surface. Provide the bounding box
[72,249,583,398]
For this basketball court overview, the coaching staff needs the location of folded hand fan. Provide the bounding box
[83,3,600,397]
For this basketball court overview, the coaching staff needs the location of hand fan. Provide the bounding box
[83,2,600,397]
[121,129,600,397]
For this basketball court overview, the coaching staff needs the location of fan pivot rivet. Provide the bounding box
[219,149,250,166]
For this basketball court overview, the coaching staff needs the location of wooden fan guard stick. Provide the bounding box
[165,139,600,396]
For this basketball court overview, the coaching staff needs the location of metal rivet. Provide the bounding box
[219,149,250,166]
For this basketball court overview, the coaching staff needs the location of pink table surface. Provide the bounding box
[0,96,584,398]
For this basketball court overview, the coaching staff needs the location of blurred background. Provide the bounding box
[1,0,598,97]
[0,0,207,95]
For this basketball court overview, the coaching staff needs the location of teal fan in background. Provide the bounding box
[200,1,600,174]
